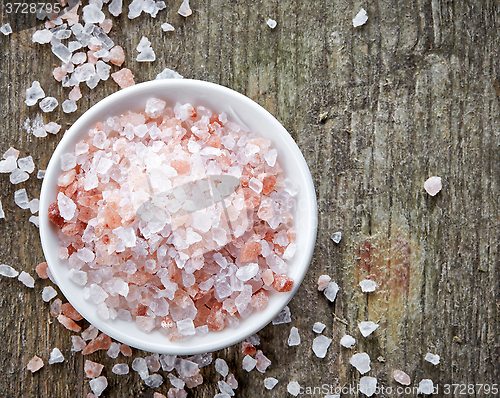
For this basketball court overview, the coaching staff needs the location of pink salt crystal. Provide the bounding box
[87,394,97,398]
[85,360,104,378]
[273,274,294,292]
[167,389,187,398]
[108,46,125,66]
[57,314,81,332]
[120,344,133,357]
[69,86,82,101]
[71,336,86,352]
[182,373,203,388]
[111,68,135,88]
[171,159,190,174]
[317,274,331,291]
[136,316,155,333]
[393,370,411,386]
[61,302,83,321]
[242,341,256,355]
[99,19,113,34]
[35,262,48,279]
[255,350,271,373]
[81,325,99,341]
[50,298,62,317]
[82,333,111,355]
[251,289,268,311]
[240,241,262,262]
[52,67,66,82]
[154,393,167,398]
[27,355,44,373]
[227,374,238,389]
[262,269,274,286]
[424,176,442,196]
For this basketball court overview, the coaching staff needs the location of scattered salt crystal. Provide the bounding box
[145,374,164,388]
[113,226,136,248]
[0,199,4,219]
[312,335,332,358]
[112,363,129,375]
[359,279,377,292]
[14,189,30,209]
[74,63,96,82]
[359,321,379,337]
[72,52,87,65]
[0,23,12,35]
[235,263,259,281]
[272,305,291,325]
[218,381,234,396]
[167,373,185,388]
[359,376,377,397]
[312,322,326,333]
[288,327,301,346]
[161,22,175,31]
[18,271,35,288]
[33,29,53,44]
[25,81,46,106]
[71,336,86,352]
[324,281,339,302]
[48,348,64,364]
[266,19,277,29]
[353,8,368,27]
[0,264,19,278]
[18,156,35,174]
[29,216,39,227]
[287,381,301,396]
[350,353,371,374]
[137,47,156,62]
[425,352,440,365]
[69,86,82,101]
[242,355,257,372]
[96,60,111,80]
[108,0,123,16]
[393,370,411,385]
[177,319,196,336]
[39,97,59,112]
[264,377,278,390]
[83,4,105,24]
[177,0,192,17]
[156,67,183,79]
[330,231,342,244]
[214,394,230,398]
[10,169,30,184]
[51,43,72,63]
[111,68,135,88]
[340,334,356,348]
[3,147,19,160]
[132,357,149,379]
[27,355,44,372]
[418,379,435,395]
[424,176,442,196]
[62,99,77,113]
[136,36,151,52]
[45,122,61,134]
[0,156,17,173]
[215,358,229,377]
[89,376,108,397]
[57,192,76,220]
[42,286,58,301]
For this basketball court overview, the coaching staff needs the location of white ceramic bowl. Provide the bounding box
[39,79,317,355]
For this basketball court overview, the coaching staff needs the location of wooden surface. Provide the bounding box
[1,0,499,397]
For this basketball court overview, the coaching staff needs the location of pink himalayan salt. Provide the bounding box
[57,314,81,332]
[61,302,83,321]
[87,394,97,398]
[262,269,274,286]
[85,360,104,378]
[317,274,331,291]
[240,241,262,262]
[154,393,167,398]
[167,389,187,398]
[273,274,294,292]
[256,350,271,373]
[424,176,442,196]
[35,262,48,279]
[87,50,98,65]
[242,341,256,355]
[27,355,44,372]
[108,46,125,66]
[120,344,133,357]
[393,370,411,386]
[53,67,66,82]
[111,68,135,88]
[99,19,112,34]
[82,333,111,355]
[69,86,82,101]
[251,289,268,310]
[183,373,203,388]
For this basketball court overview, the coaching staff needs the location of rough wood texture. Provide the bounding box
[1,0,499,397]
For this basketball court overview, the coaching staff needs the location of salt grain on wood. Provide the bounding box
[359,321,379,337]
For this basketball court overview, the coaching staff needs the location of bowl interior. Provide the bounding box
[39,79,317,355]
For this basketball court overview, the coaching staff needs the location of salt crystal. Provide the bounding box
[0,23,12,35]
[358,321,379,337]
[18,271,35,288]
[264,148,277,167]
[353,8,368,27]
[83,4,105,24]
[218,381,234,396]
[359,279,377,292]
[324,281,339,302]
[264,377,278,390]
[266,19,277,29]
[393,370,411,385]
[112,363,129,375]
[10,169,29,184]
[0,264,19,278]
[51,43,72,63]
[61,99,78,113]
[242,355,257,372]
[272,305,291,325]
[136,316,155,332]
[17,156,35,174]
[177,0,192,17]
[288,327,301,346]
[68,41,83,52]
[57,192,76,220]
[69,269,88,285]
[136,36,151,52]
[48,348,65,364]
[39,97,59,112]
[113,226,136,247]
[69,86,82,101]
[145,374,164,388]
[89,376,108,397]
[425,352,440,365]
[350,353,371,374]
[359,376,377,397]
[71,336,86,351]
[96,60,111,80]
[29,216,39,227]
[283,178,298,196]
[340,334,356,348]
[137,47,156,62]
[214,395,230,398]
[14,189,30,209]
[0,156,17,173]
[42,286,58,301]
[161,22,174,32]
[45,122,61,134]
[287,381,301,396]
[111,68,135,88]
[418,379,435,395]
[167,373,185,388]
[27,355,44,372]
[330,231,342,244]
[74,63,96,82]
[235,263,259,281]
[424,176,442,196]
[156,67,183,79]
[312,322,326,333]
[132,357,149,380]
[72,52,87,64]
[108,0,123,16]
[33,29,53,44]
[25,81,46,106]
[177,319,196,336]
[145,97,166,117]
[92,26,114,50]
[0,199,4,219]
[215,358,229,377]
[312,335,332,358]
[94,48,110,59]
[3,147,19,160]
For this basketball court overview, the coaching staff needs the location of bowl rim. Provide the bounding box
[39,79,318,354]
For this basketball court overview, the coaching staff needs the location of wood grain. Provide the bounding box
[0,0,499,396]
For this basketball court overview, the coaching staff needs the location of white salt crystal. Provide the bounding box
[83,4,106,23]
[242,355,257,372]
[96,157,113,174]
[145,97,166,117]
[288,327,301,346]
[418,379,435,395]
[68,41,83,52]
[161,22,174,31]
[113,226,136,248]
[215,358,229,377]
[282,243,297,260]
[10,169,29,184]
[18,271,35,288]
[14,189,30,209]
[177,0,192,17]
[312,335,332,358]
[136,36,151,52]
[39,97,59,112]
[137,47,156,62]
[264,148,277,167]
[0,23,12,35]
[287,381,301,396]
[62,100,77,113]
[350,353,371,374]
[424,176,442,196]
[71,336,86,352]
[96,60,111,80]
[330,231,342,244]
[69,269,88,285]
[235,263,259,281]
[359,279,377,292]
[75,143,89,155]
[25,81,46,106]
[218,380,234,396]
[359,321,379,337]
[359,376,377,397]
[353,8,368,27]
[74,63,96,82]
[29,216,39,227]
[94,49,110,59]
[97,303,110,319]
[214,394,230,398]
[156,67,183,79]
[57,192,76,220]
[340,334,356,348]
[312,322,326,333]
[0,198,4,219]
[18,156,35,174]
[89,284,108,304]
[145,374,163,388]
[77,248,95,263]
[0,156,17,173]
[264,377,278,390]
[3,148,19,160]
[89,376,108,397]
[48,348,65,364]
[272,305,291,325]
[266,19,277,29]
[42,286,58,302]
[177,319,196,336]
[248,177,263,194]
[51,43,72,63]
[324,281,339,302]
[86,74,100,89]
[108,0,123,16]
[425,352,440,365]
[167,373,185,388]
[72,52,87,65]
[0,264,18,278]
[45,122,61,134]
[112,363,129,375]
[32,29,53,44]
[132,357,149,379]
